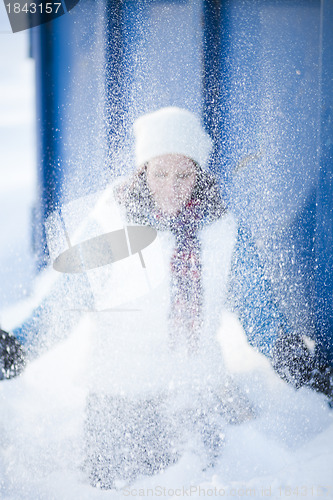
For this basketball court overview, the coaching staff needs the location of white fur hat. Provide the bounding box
[133,107,213,169]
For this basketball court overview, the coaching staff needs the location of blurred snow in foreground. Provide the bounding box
[0,308,332,499]
[0,18,332,500]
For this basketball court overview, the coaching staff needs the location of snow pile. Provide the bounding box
[0,305,332,499]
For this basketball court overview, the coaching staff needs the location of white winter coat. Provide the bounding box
[47,181,238,398]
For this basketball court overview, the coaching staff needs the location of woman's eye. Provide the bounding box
[176,172,191,179]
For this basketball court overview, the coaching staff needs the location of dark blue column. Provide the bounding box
[30,20,66,268]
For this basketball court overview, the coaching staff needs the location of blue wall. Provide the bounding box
[315,0,333,363]
[31,0,333,364]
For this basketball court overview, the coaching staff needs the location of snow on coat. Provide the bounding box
[46,180,238,398]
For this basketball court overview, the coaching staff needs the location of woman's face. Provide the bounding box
[146,154,197,216]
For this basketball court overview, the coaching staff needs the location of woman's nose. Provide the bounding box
[170,175,180,190]
[163,176,176,193]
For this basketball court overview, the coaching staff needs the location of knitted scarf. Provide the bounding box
[114,167,226,353]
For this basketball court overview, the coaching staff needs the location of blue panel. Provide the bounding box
[218,0,263,192]
[202,1,223,180]
[218,0,327,354]
[314,0,333,364]
[223,0,321,219]
[30,20,67,267]
[116,0,205,173]
[122,0,204,114]
[104,1,126,174]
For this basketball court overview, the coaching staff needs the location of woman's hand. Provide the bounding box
[0,328,25,380]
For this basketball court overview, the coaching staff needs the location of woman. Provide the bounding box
[4,107,331,488]
[82,107,251,489]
